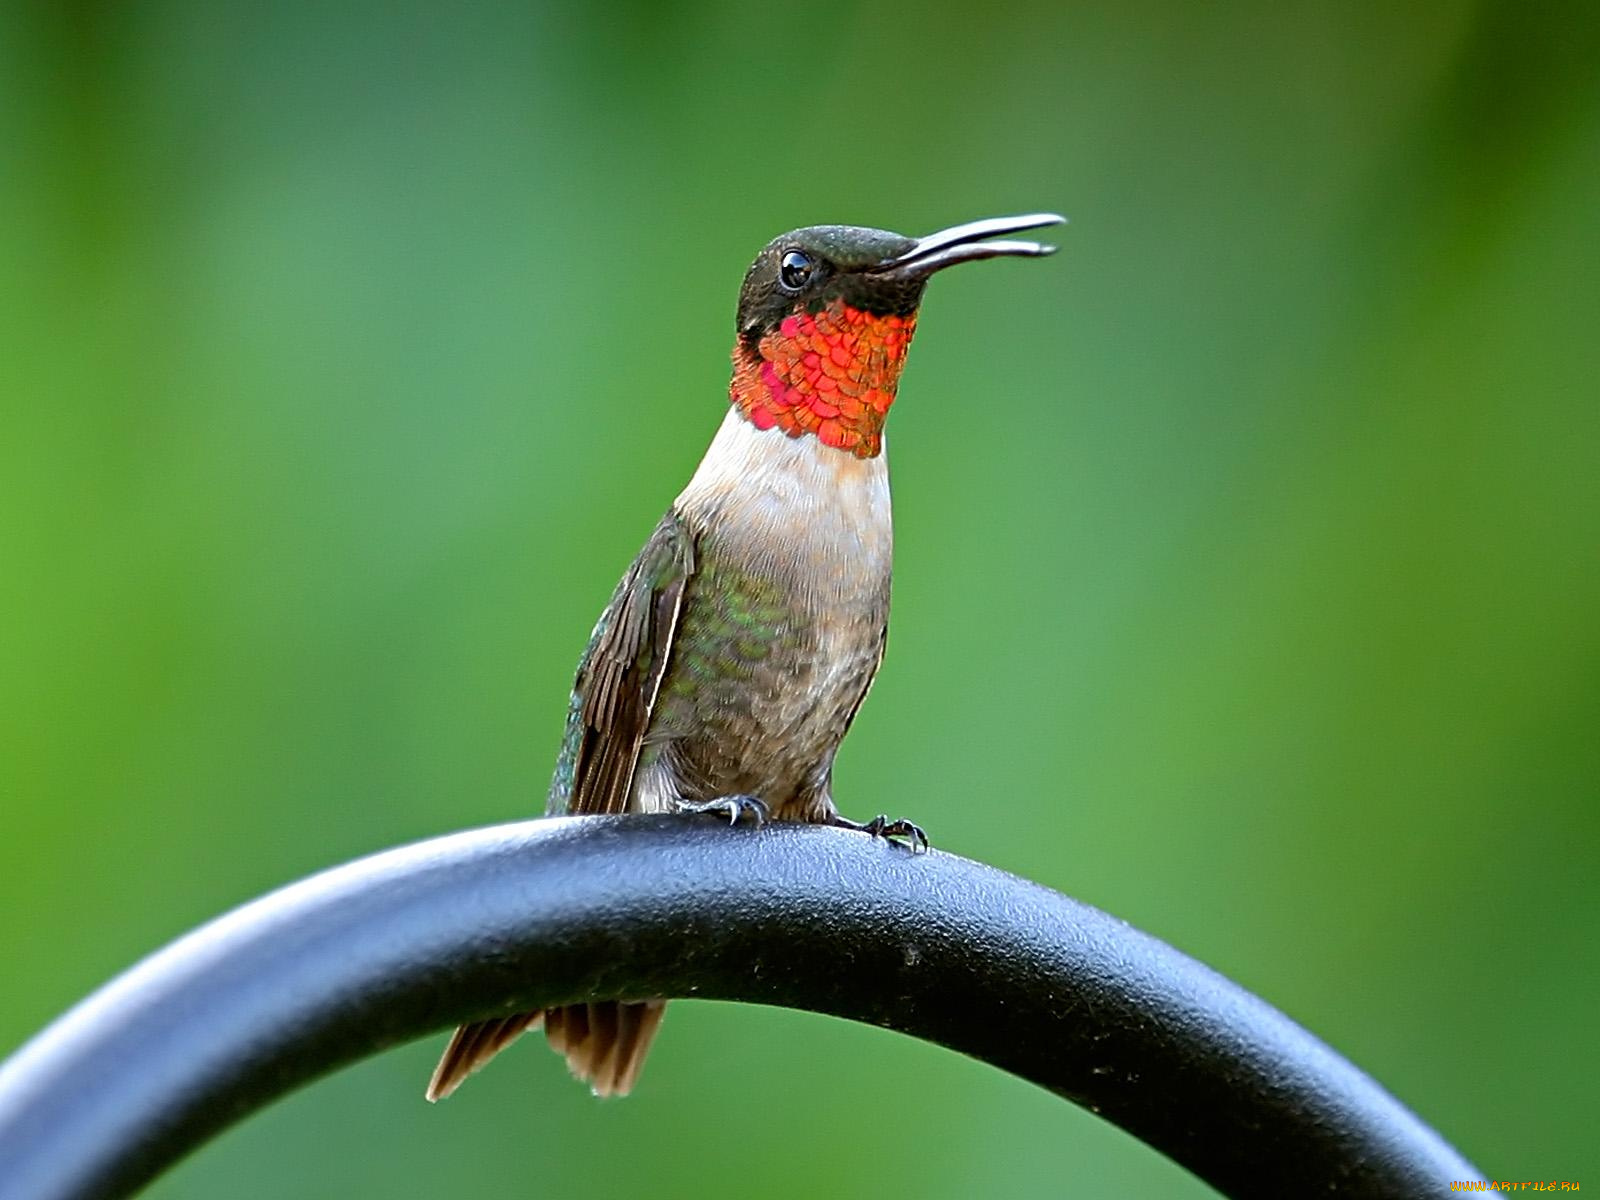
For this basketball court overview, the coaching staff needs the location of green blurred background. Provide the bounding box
[3,1,1596,1195]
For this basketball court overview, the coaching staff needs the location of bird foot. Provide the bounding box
[673,794,770,827]
[830,812,930,853]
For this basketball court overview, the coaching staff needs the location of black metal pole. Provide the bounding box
[0,817,1483,1200]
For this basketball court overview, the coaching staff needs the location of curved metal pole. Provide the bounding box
[0,817,1483,1200]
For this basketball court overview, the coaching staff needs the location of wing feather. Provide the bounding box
[430,513,695,1102]
[551,512,695,817]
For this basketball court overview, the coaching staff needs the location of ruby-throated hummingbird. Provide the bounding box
[426,213,1064,1102]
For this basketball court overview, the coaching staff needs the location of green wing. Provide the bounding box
[547,511,695,816]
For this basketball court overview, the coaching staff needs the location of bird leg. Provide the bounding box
[829,812,930,853]
[673,794,770,827]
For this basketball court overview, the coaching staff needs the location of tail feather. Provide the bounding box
[426,1011,543,1102]
[583,1002,620,1081]
[607,1000,665,1096]
[426,1000,667,1101]
[551,1000,666,1097]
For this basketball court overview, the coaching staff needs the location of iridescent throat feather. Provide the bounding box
[730,300,915,458]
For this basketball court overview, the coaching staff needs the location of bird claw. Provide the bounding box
[831,812,930,853]
[674,795,770,827]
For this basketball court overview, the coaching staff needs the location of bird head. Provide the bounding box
[730,214,1064,457]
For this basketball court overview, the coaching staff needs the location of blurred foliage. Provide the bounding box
[2,0,1597,1195]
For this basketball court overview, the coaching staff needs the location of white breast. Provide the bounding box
[673,408,894,605]
[632,409,894,818]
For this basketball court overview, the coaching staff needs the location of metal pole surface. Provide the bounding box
[0,817,1485,1199]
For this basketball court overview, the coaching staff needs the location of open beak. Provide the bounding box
[873,213,1066,280]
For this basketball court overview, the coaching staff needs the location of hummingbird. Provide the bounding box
[426,213,1064,1102]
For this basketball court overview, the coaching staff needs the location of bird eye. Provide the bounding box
[778,249,815,292]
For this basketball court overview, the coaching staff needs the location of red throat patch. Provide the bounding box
[730,301,916,457]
